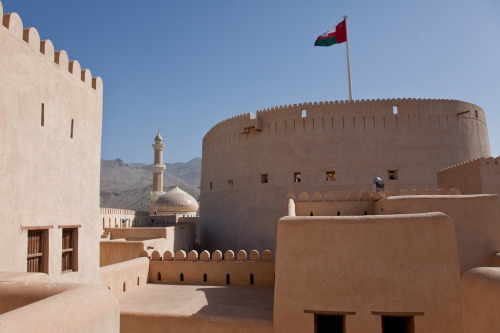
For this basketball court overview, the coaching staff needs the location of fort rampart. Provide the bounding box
[147,249,275,286]
[200,99,490,251]
[0,2,103,283]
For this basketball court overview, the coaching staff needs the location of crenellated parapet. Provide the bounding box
[1,2,102,92]
[203,98,486,145]
[437,156,500,195]
[147,249,275,286]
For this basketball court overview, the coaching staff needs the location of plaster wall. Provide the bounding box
[149,250,274,286]
[0,5,103,283]
[100,239,166,267]
[100,257,149,296]
[100,208,149,231]
[0,282,119,332]
[438,156,500,195]
[462,267,500,333]
[273,213,463,333]
[375,195,500,275]
[200,99,490,251]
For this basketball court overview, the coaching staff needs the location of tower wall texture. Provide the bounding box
[0,4,103,283]
[200,99,491,252]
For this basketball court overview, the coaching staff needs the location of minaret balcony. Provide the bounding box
[151,164,166,173]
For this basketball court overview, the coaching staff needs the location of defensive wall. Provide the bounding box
[200,99,491,251]
[273,213,463,333]
[100,227,195,266]
[100,208,150,231]
[147,249,274,286]
[0,2,103,283]
[438,156,500,195]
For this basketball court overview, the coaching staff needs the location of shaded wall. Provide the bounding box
[273,214,463,333]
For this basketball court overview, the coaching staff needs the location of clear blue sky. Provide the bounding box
[5,0,500,163]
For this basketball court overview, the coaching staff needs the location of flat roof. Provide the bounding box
[118,284,274,324]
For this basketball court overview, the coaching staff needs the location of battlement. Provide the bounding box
[203,98,486,144]
[438,156,500,175]
[1,1,102,92]
[145,249,275,286]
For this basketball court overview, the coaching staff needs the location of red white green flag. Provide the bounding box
[314,19,347,47]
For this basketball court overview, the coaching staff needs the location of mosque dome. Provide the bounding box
[154,185,199,214]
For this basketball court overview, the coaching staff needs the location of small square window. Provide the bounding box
[294,172,302,183]
[316,314,344,333]
[388,170,398,180]
[228,179,233,188]
[326,171,336,182]
[261,174,268,183]
[382,315,414,333]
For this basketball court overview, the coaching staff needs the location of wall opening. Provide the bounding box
[210,182,213,190]
[326,171,336,182]
[226,274,230,285]
[337,211,341,216]
[70,119,74,138]
[180,273,184,282]
[261,174,268,184]
[123,282,126,292]
[41,103,45,126]
[388,170,398,180]
[250,273,254,285]
[315,314,344,333]
[475,110,478,118]
[393,105,399,114]
[27,230,47,273]
[157,272,161,281]
[382,316,414,333]
[364,211,368,215]
[137,277,140,286]
[203,273,207,283]
[227,179,233,188]
[294,172,302,183]
[302,109,307,118]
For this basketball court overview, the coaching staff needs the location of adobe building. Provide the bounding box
[200,99,491,251]
[2,1,500,332]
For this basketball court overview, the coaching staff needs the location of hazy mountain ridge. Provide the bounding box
[100,158,201,211]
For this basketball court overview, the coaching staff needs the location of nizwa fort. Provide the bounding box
[1,2,500,332]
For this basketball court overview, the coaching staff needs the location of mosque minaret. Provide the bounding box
[150,129,166,213]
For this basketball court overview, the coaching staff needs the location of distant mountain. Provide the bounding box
[100,158,201,211]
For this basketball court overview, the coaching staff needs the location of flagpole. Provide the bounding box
[344,15,353,101]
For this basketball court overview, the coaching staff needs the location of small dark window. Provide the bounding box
[294,172,302,183]
[393,106,398,114]
[250,273,254,285]
[226,274,230,285]
[137,277,140,286]
[326,171,336,182]
[261,174,268,184]
[180,273,184,282]
[70,119,74,139]
[123,282,126,292]
[228,179,233,188]
[41,103,45,126]
[382,316,414,333]
[310,211,314,216]
[316,314,344,333]
[203,273,207,282]
[210,182,213,189]
[157,272,161,281]
[337,211,341,216]
[364,211,368,215]
[475,110,478,118]
[388,170,398,180]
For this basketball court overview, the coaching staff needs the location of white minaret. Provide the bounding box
[150,129,166,213]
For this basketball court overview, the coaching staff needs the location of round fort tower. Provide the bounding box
[200,98,491,252]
